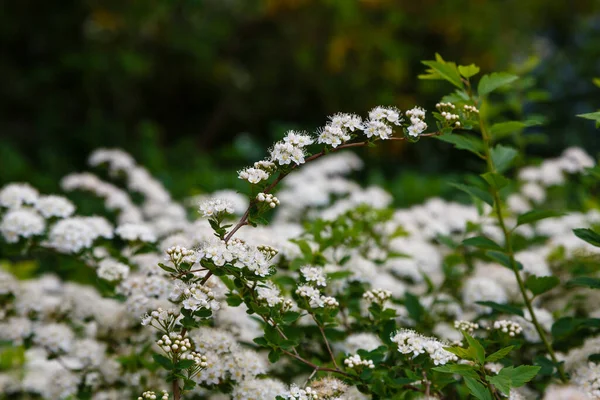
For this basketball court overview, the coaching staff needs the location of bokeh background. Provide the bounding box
[2,0,600,206]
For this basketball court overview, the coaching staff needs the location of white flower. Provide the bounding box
[0,208,45,243]
[35,195,75,218]
[97,259,129,282]
[0,183,38,208]
[45,217,102,253]
[199,198,234,217]
[238,167,270,184]
[283,130,314,147]
[271,141,307,166]
[391,329,457,365]
[300,266,327,287]
[405,106,427,137]
[115,223,156,242]
[33,323,75,353]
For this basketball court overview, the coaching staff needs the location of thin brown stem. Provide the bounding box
[280,349,352,378]
[312,314,339,369]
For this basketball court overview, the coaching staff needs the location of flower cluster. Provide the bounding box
[343,354,375,369]
[454,320,480,335]
[493,320,523,336]
[257,192,280,208]
[363,107,402,140]
[405,107,428,137]
[318,113,363,148]
[138,390,169,400]
[391,329,458,365]
[363,288,392,305]
[199,198,234,218]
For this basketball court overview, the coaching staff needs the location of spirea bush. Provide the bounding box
[1,56,600,400]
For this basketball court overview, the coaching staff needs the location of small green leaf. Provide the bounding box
[476,301,524,317]
[516,210,565,227]
[567,277,600,289]
[420,54,463,88]
[525,275,560,296]
[183,378,196,390]
[462,236,504,252]
[282,311,301,323]
[464,377,493,400]
[404,292,425,323]
[486,374,512,396]
[490,121,527,137]
[444,346,475,360]
[486,251,522,270]
[268,349,281,363]
[436,134,484,157]
[486,345,515,362]
[449,182,494,206]
[573,228,600,247]
[478,72,519,96]
[464,332,485,364]
[577,111,600,122]
[458,64,481,78]
[153,354,173,370]
[490,145,518,173]
[177,359,196,369]
[498,365,540,387]
[481,172,510,190]
[158,263,176,273]
[433,364,478,378]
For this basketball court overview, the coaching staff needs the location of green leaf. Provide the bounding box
[436,134,484,157]
[478,72,519,96]
[268,349,281,363]
[490,144,518,173]
[449,182,494,206]
[404,292,424,323]
[464,332,485,364]
[177,359,196,369]
[486,251,522,270]
[525,275,560,296]
[420,54,463,88]
[486,346,515,362]
[481,172,510,190]
[577,111,600,122]
[515,210,565,227]
[433,364,479,378]
[573,228,600,247]
[490,121,527,137]
[158,263,176,273]
[464,377,493,400]
[567,277,600,289]
[281,311,301,323]
[498,365,540,387]
[444,346,475,361]
[476,301,524,317]
[593,78,600,88]
[462,236,504,252]
[486,374,512,396]
[458,64,481,78]
[153,354,173,370]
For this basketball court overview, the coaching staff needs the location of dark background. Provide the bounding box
[1,0,599,205]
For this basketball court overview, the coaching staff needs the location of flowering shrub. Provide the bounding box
[1,56,599,400]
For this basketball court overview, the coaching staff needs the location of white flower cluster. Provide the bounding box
[309,377,348,399]
[141,307,179,327]
[296,284,338,309]
[363,107,401,140]
[179,283,220,312]
[436,102,460,127]
[165,245,196,267]
[199,198,234,218]
[157,332,191,354]
[519,147,595,187]
[197,238,275,277]
[463,104,479,115]
[391,329,458,365]
[493,320,523,336]
[255,280,292,309]
[256,192,280,208]
[45,216,113,253]
[138,390,169,400]
[318,113,363,148]
[280,384,320,400]
[115,223,156,242]
[271,131,314,166]
[0,183,39,208]
[343,354,375,369]
[0,208,45,243]
[454,320,479,334]
[363,288,392,305]
[34,195,75,218]
[300,266,327,287]
[405,107,428,138]
[238,162,273,184]
[572,362,600,399]
[97,258,130,282]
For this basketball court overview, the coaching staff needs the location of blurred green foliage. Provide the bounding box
[1,0,599,205]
